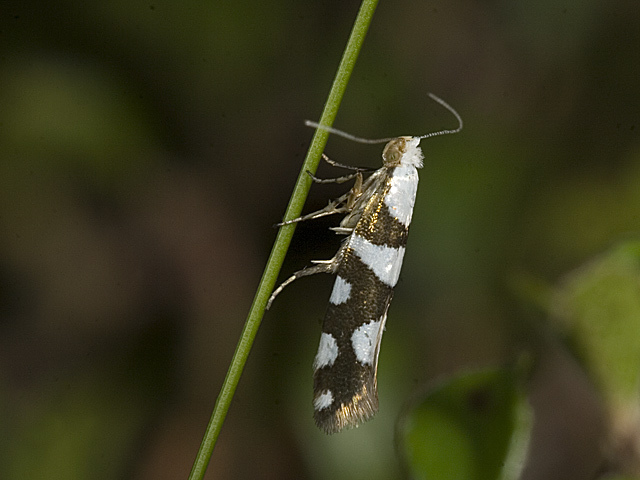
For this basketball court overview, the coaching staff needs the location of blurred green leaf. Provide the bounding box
[0,59,157,186]
[551,240,640,408]
[397,367,532,480]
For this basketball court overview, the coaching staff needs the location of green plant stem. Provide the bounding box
[188,1,379,478]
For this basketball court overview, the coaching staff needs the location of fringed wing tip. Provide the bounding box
[314,388,379,434]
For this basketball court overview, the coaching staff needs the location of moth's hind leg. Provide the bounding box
[266,253,341,310]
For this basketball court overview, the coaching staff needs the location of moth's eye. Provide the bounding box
[382,138,406,166]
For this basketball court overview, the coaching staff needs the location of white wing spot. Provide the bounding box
[313,390,334,411]
[349,235,406,287]
[351,320,383,366]
[329,275,352,305]
[385,165,419,226]
[313,333,339,370]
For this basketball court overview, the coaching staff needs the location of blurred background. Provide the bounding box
[0,1,638,479]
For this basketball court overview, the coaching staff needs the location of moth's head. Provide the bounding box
[382,136,423,169]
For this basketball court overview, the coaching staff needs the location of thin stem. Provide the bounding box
[188,1,380,478]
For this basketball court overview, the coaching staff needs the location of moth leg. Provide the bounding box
[345,172,363,209]
[330,226,354,235]
[276,173,364,227]
[266,253,341,310]
[306,154,370,185]
[307,170,360,185]
[322,173,363,235]
[275,192,352,227]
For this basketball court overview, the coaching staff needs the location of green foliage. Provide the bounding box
[397,367,532,480]
[552,241,640,408]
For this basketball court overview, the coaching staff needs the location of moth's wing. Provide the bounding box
[312,279,393,434]
[312,172,398,434]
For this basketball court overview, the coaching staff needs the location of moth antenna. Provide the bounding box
[418,93,463,140]
[304,120,394,144]
[305,93,462,143]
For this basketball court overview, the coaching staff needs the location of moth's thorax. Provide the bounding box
[382,136,424,169]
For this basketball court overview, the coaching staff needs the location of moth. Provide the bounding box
[268,94,462,434]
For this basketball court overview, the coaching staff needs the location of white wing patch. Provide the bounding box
[313,332,339,370]
[351,320,383,366]
[313,390,334,411]
[329,275,352,305]
[385,165,419,226]
[349,235,406,287]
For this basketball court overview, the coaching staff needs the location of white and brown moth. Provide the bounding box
[267,94,462,434]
